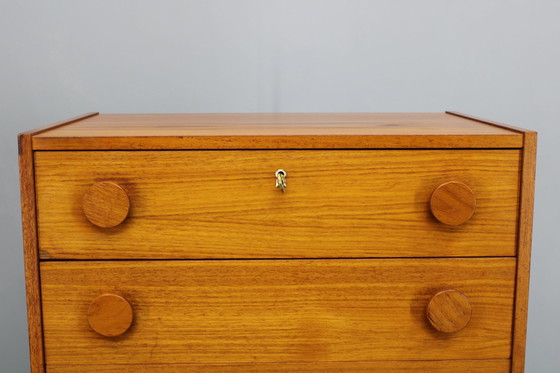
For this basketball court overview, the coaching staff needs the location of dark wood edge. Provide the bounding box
[19,112,99,137]
[18,134,45,373]
[445,111,531,134]
[511,131,537,373]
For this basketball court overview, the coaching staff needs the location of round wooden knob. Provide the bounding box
[426,290,472,333]
[88,294,133,337]
[82,181,130,228]
[430,181,476,225]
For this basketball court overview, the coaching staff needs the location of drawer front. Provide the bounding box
[35,150,520,259]
[41,258,515,365]
[47,360,511,372]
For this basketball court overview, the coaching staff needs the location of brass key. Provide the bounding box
[275,169,287,193]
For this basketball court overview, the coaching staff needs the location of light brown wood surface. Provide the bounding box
[87,294,134,337]
[31,113,523,150]
[430,181,476,225]
[40,258,515,365]
[46,359,511,372]
[35,150,520,260]
[511,131,537,373]
[426,290,472,333]
[82,182,130,228]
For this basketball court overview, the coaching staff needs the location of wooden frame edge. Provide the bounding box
[18,133,45,373]
[511,131,537,373]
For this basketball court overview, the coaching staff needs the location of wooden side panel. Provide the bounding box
[511,132,537,373]
[446,112,538,373]
[18,114,99,373]
[47,359,511,372]
[41,259,516,365]
[35,150,521,259]
[18,134,45,373]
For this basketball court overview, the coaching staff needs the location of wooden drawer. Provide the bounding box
[41,258,515,366]
[35,149,520,259]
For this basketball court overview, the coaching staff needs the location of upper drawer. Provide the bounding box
[35,150,520,259]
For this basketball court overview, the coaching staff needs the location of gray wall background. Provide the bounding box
[1,1,559,372]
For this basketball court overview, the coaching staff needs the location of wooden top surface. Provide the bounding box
[31,112,523,150]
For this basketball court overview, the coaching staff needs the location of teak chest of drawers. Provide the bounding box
[18,112,536,373]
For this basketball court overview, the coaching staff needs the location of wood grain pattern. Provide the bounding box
[511,131,537,373]
[31,113,523,150]
[40,258,516,365]
[87,294,134,337]
[46,359,511,372]
[34,150,520,260]
[18,134,45,373]
[82,182,130,228]
[426,290,472,333]
[430,181,476,225]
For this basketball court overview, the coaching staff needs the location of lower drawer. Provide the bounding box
[47,360,511,372]
[40,258,515,366]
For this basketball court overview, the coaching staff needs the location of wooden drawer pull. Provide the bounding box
[426,289,472,333]
[88,294,133,337]
[82,181,130,228]
[430,181,476,225]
